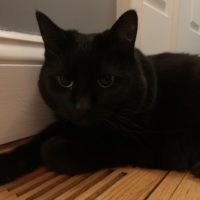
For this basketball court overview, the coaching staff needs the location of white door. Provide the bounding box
[176,0,200,54]
[133,0,176,55]
[117,0,200,55]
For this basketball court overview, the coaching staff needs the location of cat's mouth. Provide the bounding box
[66,112,95,127]
[58,108,107,127]
[74,118,93,127]
[70,114,97,127]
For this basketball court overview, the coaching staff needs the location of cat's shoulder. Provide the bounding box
[148,52,200,71]
[149,52,199,62]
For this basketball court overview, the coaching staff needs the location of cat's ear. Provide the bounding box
[110,10,138,46]
[36,11,65,50]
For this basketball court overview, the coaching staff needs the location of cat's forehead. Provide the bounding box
[63,32,109,69]
[75,33,96,47]
[60,31,130,77]
[69,30,108,53]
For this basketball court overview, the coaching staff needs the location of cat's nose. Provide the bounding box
[75,97,91,113]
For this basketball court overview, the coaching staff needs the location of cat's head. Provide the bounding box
[36,10,155,126]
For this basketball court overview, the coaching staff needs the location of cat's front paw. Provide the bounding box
[41,136,92,175]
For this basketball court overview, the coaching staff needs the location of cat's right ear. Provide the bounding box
[36,11,65,50]
[110,10,138,46]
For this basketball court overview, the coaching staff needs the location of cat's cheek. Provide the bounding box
[55,106,73,122]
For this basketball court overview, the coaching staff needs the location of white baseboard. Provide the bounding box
[0,31,44,65]
[0,31,54,144]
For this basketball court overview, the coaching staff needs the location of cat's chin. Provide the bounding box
[76,121,93,127]
[72,118,95,127]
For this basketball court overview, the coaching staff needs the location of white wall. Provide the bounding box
[0,0,116,34]
[0,32,54,144]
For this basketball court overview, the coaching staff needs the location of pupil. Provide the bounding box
[102,77,110,85]
[62,78,69,84]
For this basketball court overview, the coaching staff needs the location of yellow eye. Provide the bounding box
[97,75,114,88]
[57,76,73,88]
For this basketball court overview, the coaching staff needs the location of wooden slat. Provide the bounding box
[5,172,57,200]
[148,171,185,200]
[169,173,200,200]
[0,167,47,199]
[76,167,134,200]
[55,169,113,200]
[1,167,200,200]
[95,168,167,200]
[11,171,56,196]
[16,174,69,200]
[1,167,47,191]
[0,137,31,153]
[34,173,91,200]
[0,189,16,199]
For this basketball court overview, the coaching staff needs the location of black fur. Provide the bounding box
[1,10,200,183]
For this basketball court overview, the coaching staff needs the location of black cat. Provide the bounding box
[1,9,200,184]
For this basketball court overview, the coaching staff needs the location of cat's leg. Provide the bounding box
[40,131,150,175]
[0,121,62,184]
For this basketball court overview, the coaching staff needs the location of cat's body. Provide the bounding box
[146,52,200,171]
[1,10,200,183]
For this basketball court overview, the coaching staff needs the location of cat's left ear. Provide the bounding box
[110,10,138,46]
[36,11,65,51]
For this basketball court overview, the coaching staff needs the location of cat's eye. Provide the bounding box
[97,75,115,88]
[57,76,73,88]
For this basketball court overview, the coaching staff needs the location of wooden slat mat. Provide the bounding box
[0,167,165,200]
[0,166,200,199]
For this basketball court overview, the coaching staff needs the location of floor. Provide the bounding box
[0,166,200,200]
[1,140,200,200]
